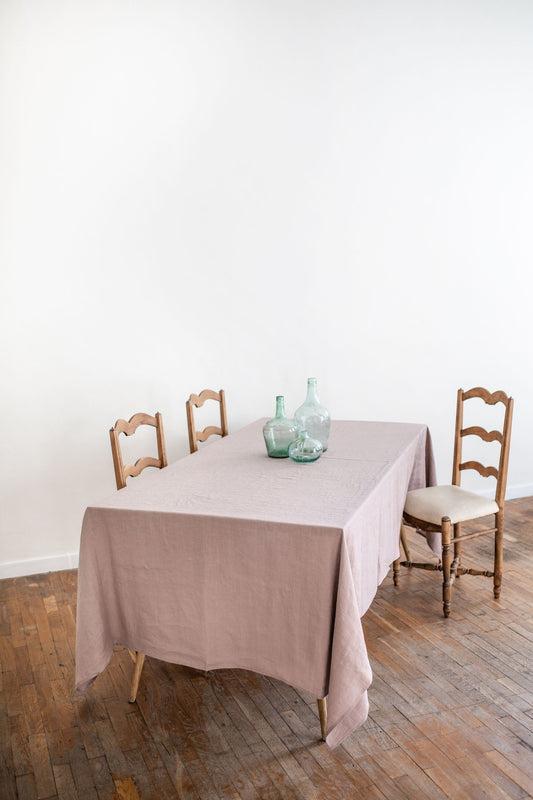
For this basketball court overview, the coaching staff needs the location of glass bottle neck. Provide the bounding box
[305,378,319,404]
[275,396,286,418]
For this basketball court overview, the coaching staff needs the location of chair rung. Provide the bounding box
[456,567,494,578]
[451,527,496,543]
[401,560,442,572]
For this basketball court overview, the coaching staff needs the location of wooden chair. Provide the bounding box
[393,387,514,618]
[186,389,228,454]
[109,412,168,490]
[109,411,168,702]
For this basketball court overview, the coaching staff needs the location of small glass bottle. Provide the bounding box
[294,377,331,452]
[263,396,300,458]
[288,430,323,463]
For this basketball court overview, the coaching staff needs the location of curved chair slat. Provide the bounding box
[124,456,162,479]
[462,387,510,406]
[459,461,499,479]
[461,426,503,444]
[196,425,224,443]
[114,413,158,436]
[189,389,223,408]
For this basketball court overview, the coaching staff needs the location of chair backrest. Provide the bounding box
[109,412,168,490]
[452,387,514,509]
[186,389,228,454]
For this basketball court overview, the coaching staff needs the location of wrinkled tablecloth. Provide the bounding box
[76,419,435,748]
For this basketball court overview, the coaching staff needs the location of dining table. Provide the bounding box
[75,418,435,748]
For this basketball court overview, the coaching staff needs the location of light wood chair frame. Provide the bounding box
[109,411,168,702]
[394,387,514,618]
[186,389,228,454]
[109,412,168,491]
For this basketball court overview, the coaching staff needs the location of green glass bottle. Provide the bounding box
[263,396,300,458]
[288,429,323,463]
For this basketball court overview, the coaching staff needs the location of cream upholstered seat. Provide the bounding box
[404,485,499,526]
[394,387,513,618]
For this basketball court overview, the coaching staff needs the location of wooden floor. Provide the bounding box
[1,497,532,800]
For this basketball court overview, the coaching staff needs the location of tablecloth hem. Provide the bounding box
[75,642,328,702]
[325,691,370,749]
[75,644,115,693]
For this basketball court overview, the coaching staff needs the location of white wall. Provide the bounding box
[1,0,532,577]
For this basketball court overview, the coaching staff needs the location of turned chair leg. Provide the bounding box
[129,651,146,703]
[317,697,327,741]
[393,556,401,586]
[494,510,504,599]
[453,522,462,578]
[441,516,453,618]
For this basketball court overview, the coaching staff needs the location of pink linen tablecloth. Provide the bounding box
[75,419,435,748]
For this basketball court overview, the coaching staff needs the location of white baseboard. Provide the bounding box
[476,483,533,501]
[0,552,79,580]
[1,483,532,580]
[506,483,533,500]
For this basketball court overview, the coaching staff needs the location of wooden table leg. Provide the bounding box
[317,697,327,741]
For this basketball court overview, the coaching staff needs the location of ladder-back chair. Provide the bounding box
[186,389,228,454]
[394,387,513,617]
[109,412,168,490]
[109,411,168,702]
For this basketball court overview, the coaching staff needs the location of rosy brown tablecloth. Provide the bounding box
[75,419,435,748]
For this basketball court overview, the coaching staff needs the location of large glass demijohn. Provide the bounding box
[294,377,331,452]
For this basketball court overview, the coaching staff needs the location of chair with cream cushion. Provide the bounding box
[393,387,513,618]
